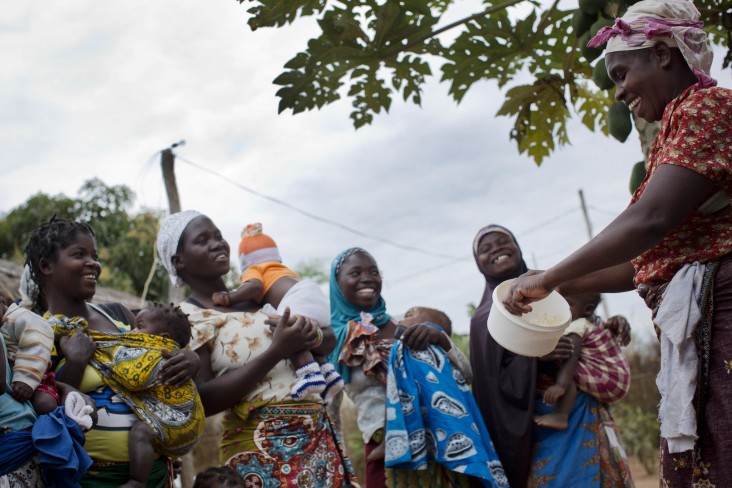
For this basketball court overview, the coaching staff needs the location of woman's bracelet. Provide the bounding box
[314,327,324,348]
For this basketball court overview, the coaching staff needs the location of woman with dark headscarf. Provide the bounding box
[504,1,731,485]
[472,225,633,488]
[470,225,535,488]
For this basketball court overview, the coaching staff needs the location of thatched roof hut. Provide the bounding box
[0,258,144,310]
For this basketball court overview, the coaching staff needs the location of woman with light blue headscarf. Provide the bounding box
[329,247,465,487]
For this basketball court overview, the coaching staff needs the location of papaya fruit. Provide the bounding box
[573,9,597,38]
[579,0,608,15]
[580,31,603,62]
[593,58,614,90]
[608,101,632,142]
[629,161,646,194]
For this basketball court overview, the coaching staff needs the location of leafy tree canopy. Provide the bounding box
[238,0,731,163]
[0,178,169,302]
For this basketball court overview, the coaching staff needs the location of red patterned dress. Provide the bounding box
[630,84,732,488]
[631,84,732,287]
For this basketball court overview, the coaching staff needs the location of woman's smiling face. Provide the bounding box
[475,232,522,279]
[337,252,382,309]
[606,47,671,123]
[43,230,102,302]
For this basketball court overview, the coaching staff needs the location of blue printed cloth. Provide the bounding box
[530,392,633,487]
[385,335,509,487]
[0,407,93,487]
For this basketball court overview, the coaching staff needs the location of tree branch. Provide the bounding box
[525,0,560,52]
[399,0,528,53]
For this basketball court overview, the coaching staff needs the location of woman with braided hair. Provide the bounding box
[25,217,202,487]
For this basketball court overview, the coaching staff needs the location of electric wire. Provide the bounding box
[174,154,467,261]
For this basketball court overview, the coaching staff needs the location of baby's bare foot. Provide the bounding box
[535,413,569,430]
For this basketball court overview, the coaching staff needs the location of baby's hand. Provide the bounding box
[212,291,231,307]
[605,315,631,346]
[400,323,450,351]
[543,384,565,405]
[11,381,34,403]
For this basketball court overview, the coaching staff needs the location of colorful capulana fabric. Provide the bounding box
[48,314,205,458]
[180,302,299,404]
[529,393,634,488]
[631,84,732,286]
[220,400,358,487]
[566,317,630,404]
[339,316,393,385]
[385,336,509,487]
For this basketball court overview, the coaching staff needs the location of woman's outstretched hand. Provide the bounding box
[270,308,319,358]
[160,349,201,386]
[502,270,554,315]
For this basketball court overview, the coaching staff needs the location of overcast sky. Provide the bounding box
[1,1,728,337]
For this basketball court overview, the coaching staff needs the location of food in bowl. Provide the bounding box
[487,279,571,357]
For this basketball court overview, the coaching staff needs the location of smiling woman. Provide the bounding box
[504,1,732,486]
[470,225,633,488]
[156,211,358,487]
[25,217,202,487]
[326,247,494,487]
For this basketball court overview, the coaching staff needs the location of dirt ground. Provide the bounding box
[629,456,658,488]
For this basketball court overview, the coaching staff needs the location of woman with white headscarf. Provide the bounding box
[504,0,731,485]
[156,211,358,486]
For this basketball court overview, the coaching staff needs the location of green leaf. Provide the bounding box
[497,75,570,165]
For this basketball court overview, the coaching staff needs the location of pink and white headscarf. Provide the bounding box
[588,0,716,88]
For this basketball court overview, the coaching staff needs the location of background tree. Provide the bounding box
[0,179,170,302]
[238,0,731,164]
[293,258,329,285]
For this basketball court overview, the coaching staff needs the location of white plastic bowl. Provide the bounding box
[487,279,572,357]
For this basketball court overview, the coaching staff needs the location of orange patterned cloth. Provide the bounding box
[631,84,732,286]
[338,319,392,385]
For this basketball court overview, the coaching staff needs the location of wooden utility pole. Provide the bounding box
[161,147,182,214]
[578,189,611,319]
[161,143,186,304]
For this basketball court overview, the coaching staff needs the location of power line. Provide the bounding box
[389,257,468,284]
[514,207,579,238]
[163,154,601,285]
[173,155,468,261]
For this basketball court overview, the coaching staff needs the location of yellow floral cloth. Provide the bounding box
[49,314,205,457]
